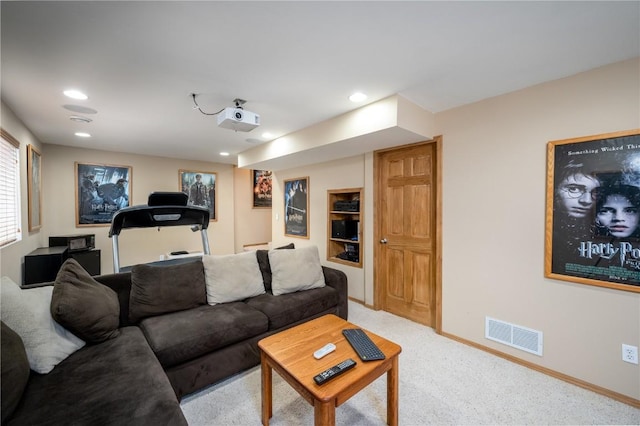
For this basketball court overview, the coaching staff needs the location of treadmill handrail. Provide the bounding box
[109,204,210,237]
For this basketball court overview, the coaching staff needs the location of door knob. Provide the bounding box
[380,238,388,244]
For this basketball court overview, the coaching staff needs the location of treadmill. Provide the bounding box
[108,192,211,273]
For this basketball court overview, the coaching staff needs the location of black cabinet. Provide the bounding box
[24,247,68,285]
[24,247,101,285]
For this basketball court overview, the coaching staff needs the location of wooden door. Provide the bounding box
[374,140,439,328]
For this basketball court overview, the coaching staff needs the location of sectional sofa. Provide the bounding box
[1,245,348,425]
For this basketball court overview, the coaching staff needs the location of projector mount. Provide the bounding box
[190,94,247,116]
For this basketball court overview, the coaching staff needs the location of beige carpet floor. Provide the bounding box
[180,301,640,425]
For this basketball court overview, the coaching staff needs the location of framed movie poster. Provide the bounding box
[252,170,272,208]
[76,162,131,226]
[179,169,217,221]
[27,145,42,231]
[27,144,42,231]
[545,129,640,293]
[284,176,309,238]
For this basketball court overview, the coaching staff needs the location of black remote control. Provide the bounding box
[313,358,357,385]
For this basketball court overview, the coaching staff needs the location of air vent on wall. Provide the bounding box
[485,317,543,356]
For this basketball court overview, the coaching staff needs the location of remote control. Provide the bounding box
[313,343,336,359]
[313,358,356,385]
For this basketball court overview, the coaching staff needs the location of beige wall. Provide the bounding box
[233,167,272,252]
[268,58,640,400]
[435,58,640,399]
[271,155,368,301]
[0,119,274,280]
[1,104,46,281]
[40,145,239,273]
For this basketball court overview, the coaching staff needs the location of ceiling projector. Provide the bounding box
[217,107,260,132]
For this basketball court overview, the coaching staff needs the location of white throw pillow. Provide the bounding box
[203,251,265,304]
[0,276,85,374]
[269,245,326,296]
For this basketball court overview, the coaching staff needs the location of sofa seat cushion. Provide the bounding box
[139,302,268,368]
[6,326,186,426]
[246,286,339,330]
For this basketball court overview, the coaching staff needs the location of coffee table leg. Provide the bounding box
[387,356,398,426]
[261,353,272,426]
[314,399,335,426]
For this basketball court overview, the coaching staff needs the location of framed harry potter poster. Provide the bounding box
[545,129,640,293]
[179,169,217,221]
[284,176,309,238]
[76,162,131,226]
[252,170,272,208]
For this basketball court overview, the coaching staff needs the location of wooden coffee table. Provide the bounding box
[258,314,402,426]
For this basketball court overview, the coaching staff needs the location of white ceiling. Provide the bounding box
[2,1,639,166]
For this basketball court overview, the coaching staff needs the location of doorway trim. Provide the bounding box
[373,136,443,334]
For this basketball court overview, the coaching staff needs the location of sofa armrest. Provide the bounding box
[94,272,134,327]
[322,266,348,320]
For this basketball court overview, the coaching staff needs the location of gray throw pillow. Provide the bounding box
[203,251,265,304]
[256,243,294,292]
[129,260,207,322]
[269,245,326,296]
[1,321,30,423]
[51,259,120,343]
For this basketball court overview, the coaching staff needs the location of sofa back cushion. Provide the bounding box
[51,259,120,343]
[256,243,294,292]
[1,321,30,423]
[129,260,207,322]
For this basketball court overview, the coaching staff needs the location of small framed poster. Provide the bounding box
[252,169,272,208]
[284,176,309,238]
[179,169,217,221]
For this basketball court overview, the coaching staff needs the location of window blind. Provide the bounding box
[0,130,21,247]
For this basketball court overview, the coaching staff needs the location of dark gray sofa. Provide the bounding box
[1,248,348,425]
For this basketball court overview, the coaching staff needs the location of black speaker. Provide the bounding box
[331,220,358,240]
[49,234,95,252]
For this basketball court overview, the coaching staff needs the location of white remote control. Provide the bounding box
[313,343,336,359]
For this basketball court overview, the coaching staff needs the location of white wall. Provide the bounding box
[435,58,640,400]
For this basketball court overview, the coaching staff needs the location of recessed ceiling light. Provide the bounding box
[74,132,91,138]
[64,90,88,100]
[261,132,274,139]
[220,152,230,156]
[349,92,367,103]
